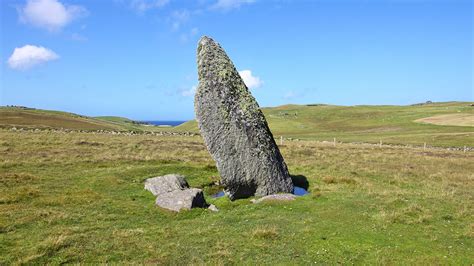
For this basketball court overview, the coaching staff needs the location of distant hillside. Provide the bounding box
[94,116,152,131]
[175,101,473,147]
[1,102,472,147]
[0,107,167,132]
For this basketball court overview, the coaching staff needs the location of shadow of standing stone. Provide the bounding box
[290,175,309,190]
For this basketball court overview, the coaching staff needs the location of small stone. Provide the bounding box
[251,193,297,204]
[208,204,219,212]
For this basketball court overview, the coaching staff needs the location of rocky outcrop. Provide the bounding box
[194,36,294,200]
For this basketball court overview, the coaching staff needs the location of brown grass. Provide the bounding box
[252,226,279,239]
[0,109,120,130]
[415,113,474,127]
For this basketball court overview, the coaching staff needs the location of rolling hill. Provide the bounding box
[0,107,165,132]
[1,102,472,147]
[175,101,473,147]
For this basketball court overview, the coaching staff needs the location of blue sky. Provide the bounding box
[1,0,472,120]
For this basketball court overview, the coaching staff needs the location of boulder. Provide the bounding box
[144,174,208,212]
[144,174,189,196]
[251,193,296,204]
[195,36,294,200]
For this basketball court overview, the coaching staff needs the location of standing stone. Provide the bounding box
[195,36,294,200]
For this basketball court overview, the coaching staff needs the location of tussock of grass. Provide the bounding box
[322,176,358,185]
[252,226,279,239]
[374,204,433,225]
[0,186,41,204]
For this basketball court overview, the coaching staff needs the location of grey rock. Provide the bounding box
[145,174,209,212]
[155,188,207,212]
[208,204,219,212]
[144,174,189,196]
[195,36,293,200]
[251,193,297,204]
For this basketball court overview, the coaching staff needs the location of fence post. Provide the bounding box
[379,140,382,148]
[280,136,283,145]
[333,138,336,147]
[424,142,426,150]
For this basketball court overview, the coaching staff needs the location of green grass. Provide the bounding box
[1,129,472,264]
[94,116,138,124]
[94,116,160,131]
[176,101,474,147]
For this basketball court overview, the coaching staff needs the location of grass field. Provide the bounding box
[1,128,473,264]
[1,102,472,263]
[176,101,474,147]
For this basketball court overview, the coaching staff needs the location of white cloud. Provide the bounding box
[7,45,59,70]
[284,91,296,99]
[181,85,197,97]
[179,27,199,42]
[190,27,199,36]
[70,33,87,41]
[211,0,256,11]
[18,0,87,31]
[170,9,190,31]
[130,0,170,12]
[239,70,263,89]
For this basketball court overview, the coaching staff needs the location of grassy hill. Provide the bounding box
[93,116,157,131]
[1,102,472,147]
[0,107,169,132]
[176,101,474,147]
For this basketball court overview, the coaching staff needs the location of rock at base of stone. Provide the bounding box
[208,204,219,212]
[155,188,207,212]
[145,174,215,212]
[251,193,296,204]
[144,174,189,196]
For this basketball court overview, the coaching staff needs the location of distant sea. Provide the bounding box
[141,121,187,127]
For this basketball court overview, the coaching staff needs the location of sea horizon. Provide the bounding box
[140,120,187,127]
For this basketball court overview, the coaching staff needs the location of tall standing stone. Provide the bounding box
[195,36,294,200]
